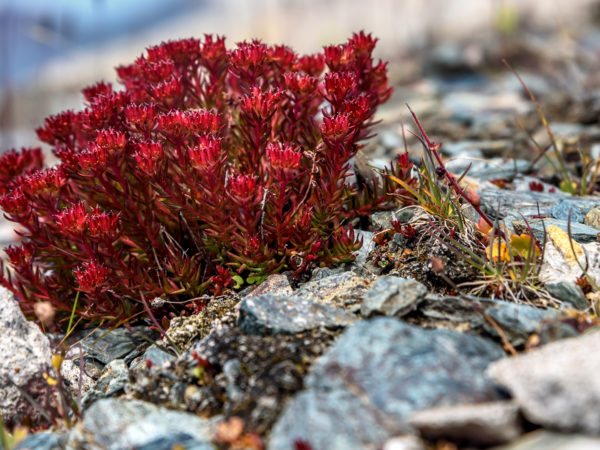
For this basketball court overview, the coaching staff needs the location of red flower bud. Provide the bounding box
[88,208,120,239]
[320,113,352,143]
[54,202,88,234]
[266,142,302,172]
[230,174,259,201]
[74,260,109,293]
[296,53,325,76]
[125,103,157,130]
[133,142,164,174]
[323,72,357,104]
[239,88,282,120]
[188,136,222,169]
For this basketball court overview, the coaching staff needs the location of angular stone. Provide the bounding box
[584,206,600,230]
[551,199,584,222]
[81,359,129,409]
[67,398,216,449]
[0,287,53,427]
[510,218,599,244]
[361,276,427,317]
[352,230,376,274]
[445,158,529,181]
[494,430,600,450]
[382,435,426,450]
[14,432,63,450]
[544,282,589,310]
[408,401,522,447]
[269,319,504,449]
[293,271,371,309]
[238,294,356,335]
[245,273,293,298]
[487,332,600,434]
[80,326,155,365]
[131,344,176,370]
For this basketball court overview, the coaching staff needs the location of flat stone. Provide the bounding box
[361,276,427,317]
[584,206,600,230]
[352,230,376,273]
[487,331,600,434]
[509,218,599,243]
[551,199,584,222]
[293,271,372,309]
[238,294,356,335]
[494,430,600,450]
[544,282,589,310]
[14,432,63,450]
[81,359,129,409]
[81,326,155,365]
[269,319,504,450]
[445,157,529,181]
[131,344,176,370]
[408,401,522,447]
[441,140,509,158]
[0,287,53,427]
[382,435,426,450]
[66,398,216,449]
[245,273,293,298]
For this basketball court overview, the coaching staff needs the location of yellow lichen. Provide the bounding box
[547,224,583,266]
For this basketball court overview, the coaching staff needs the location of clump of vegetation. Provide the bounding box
[0,32,406,329]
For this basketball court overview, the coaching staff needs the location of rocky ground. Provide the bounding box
[4,26,600,450]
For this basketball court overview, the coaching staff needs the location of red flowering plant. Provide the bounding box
[0,32,406,327]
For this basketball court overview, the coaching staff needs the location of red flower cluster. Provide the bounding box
[0,32,407,328]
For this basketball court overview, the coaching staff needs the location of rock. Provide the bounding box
[131,344,176,370]
[361,276,427,317]
[544,282,589,310]
[551,199,584,222]
[246,273,293,298]
[66,398,216,449]
[382,435,426,450]
[584,206,600,230]
[81,359,129,409]
[494,430,600,449]
[59,358,96,399]
[352,230,376,274]
[483,302,561,347]
[80,326,154,365]
[487,331,600,434]
[413,295,560,346]
[538,238,600,286]
[293,271,372,309]
[238,294,356,335]
[445,157,529,181]
[379,130,405,149]
[269,319,504,450]
[408,401,522,447]
[14,432,63,450]
[0,287,53,427]
[510,218,599,243]
[441,140,510,158]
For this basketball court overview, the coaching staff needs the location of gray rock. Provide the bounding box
[81,359,129,409]
[81,326,155,365]
[14,432,63,450]
[408,401,522,447]
[551,200,584,222]
[0,287,53,427]
[382,435,426,450]
[487,331,600,434]
[238,294,356,335]
[131,344,176,370]
[67,398,216,449]
[245,273,292,298]
[293,271,371,309]
[494,430,600,450]
[510,218,600,243]
[379,130,405,149]
[416,295,560,346]
[445,157,529,181]
[441,140,510,158]
[352,230,376,273]
[483,302,561,347]
[269,319,504,450]
[361,276,427,317]
[584,206,600,230]
[544,282,589,310]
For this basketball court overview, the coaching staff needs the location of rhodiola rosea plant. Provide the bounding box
[0,32,403,328]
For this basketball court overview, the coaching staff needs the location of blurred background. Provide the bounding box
[0,0,599,151]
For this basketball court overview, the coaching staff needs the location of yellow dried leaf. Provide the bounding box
[486,242,509,262]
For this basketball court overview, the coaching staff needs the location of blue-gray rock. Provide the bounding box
[584,206,600,230]
[487,331,600,434]
[15,432,63,450]
[293,271,371,309]
[544,282,589,310]
[445,158,529,181]
[238,294,356,335]
[496,430,600,450]
[67,398,216,450]
[510,218,599,243]
[269,319,504,450]
[441,140,509,158]
[80,326,156,365]
[361,276,427,317]
[483,302,561,346]
[551,200,584,222]
[131,344,176,370]
[81,359,129,409]
[416,295,561,346]
[352,230,376,273]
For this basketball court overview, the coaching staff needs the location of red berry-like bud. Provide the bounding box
[347,31,377,59]
[230,41,268,72]
[188,136,222,169]
[323,72,357,104]
[201,34,227,67]
[125,103,157,130]
[74,260,109,293]
[88,208,120,239]
[54,202,88,234]
[5,241,34,270]
[156,111,190,136]
[296,53,325,76]
[320,113,352,142]
[284,73,318,96]
[186,109,221,135]
[266,142,302,172]
[230,174,259,201]
[96,129,126,152]
[151,75,183,106]
[20,167,67,197]
[0,189,29,216]
[133,142,164,174]
[239,88,282,120]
